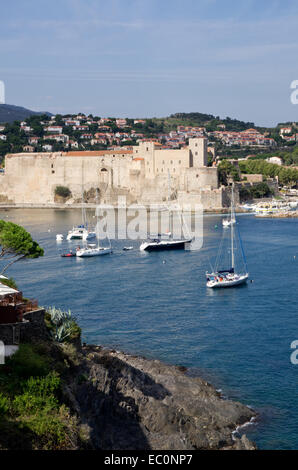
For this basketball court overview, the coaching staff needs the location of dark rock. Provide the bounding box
[64,346,256,450]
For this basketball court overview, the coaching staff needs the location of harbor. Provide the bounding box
[1,207,298,450]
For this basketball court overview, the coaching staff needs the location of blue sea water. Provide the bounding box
[1,208,298,450]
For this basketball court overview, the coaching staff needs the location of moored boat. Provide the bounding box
[76,245,112,257]
[140,237,192,252]
[206,184,249,289]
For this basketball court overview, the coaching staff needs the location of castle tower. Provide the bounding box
[133,141,156,179]
[189,137,207,167]
[0,81,5,104]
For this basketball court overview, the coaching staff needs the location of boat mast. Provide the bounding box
[231,183,235,270]
[81,165,86,228]
[96,189,100,249]
[167,170,173,236]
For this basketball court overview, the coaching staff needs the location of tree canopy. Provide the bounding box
[239,160,298,186]
[0,220,44,274]
[217,160,241,185]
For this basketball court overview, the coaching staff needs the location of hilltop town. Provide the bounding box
[1,111,298,161]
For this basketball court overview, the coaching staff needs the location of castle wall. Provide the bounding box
[0,139,221,209]
[2,152,133,204]
[185,167,218,192]
[154,149,190,177]
[177,188,223,210]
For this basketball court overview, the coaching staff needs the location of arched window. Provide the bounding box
[100,167,108,183]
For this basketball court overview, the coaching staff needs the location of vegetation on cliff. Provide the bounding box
[0,342,81,450]
[46,307,81,344]
[0,306,83,450]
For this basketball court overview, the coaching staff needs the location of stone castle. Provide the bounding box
[0,138,227,209]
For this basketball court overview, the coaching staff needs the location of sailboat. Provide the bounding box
[140,171,192,252]
[67,188,96,241]
[206,184,249,288]
[222,217,236,228]
[76,191,112,257]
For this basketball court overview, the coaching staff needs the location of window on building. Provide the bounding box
[179,160,181,164]
[195,152,198,156]
[146,147,149,152]
[52,170,55,174]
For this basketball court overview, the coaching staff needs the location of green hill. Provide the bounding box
[0,104,51,123]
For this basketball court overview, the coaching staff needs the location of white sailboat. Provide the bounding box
[76,191,112,258]
[140,171,192,252]
[67,188,96,241]
[222,217,236,228]
[76,243,112,257]
[206,184,249,288]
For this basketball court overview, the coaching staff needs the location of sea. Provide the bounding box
[0,208,297,450]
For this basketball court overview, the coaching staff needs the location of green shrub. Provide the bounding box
[21,407,70,448]
[239,187,252,202]
[54,186,71,198]
[0,393,9,417]
[0,344,79,449]
[6,344,50,379]
[13,372,60,414]
[250,182,273,198]
[47,307,81,344]
[0,277,18,290]
[239,182,273,201]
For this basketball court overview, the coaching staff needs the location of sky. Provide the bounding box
[1,0,298,126]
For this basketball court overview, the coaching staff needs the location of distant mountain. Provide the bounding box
[0,104,52,123]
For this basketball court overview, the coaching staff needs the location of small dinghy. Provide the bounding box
[123,246,133,251]
[61,251,76,258]
[56,234,64,241]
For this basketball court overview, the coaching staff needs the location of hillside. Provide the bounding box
[0,104,51,123]
[166,112,258,132]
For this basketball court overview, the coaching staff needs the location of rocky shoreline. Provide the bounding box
[63,344,257,450]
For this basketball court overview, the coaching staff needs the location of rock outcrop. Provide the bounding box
[64,345,256,450]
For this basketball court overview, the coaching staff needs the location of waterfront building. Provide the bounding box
[0,138,226,209]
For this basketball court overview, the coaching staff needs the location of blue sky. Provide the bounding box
[1,0,298,126]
